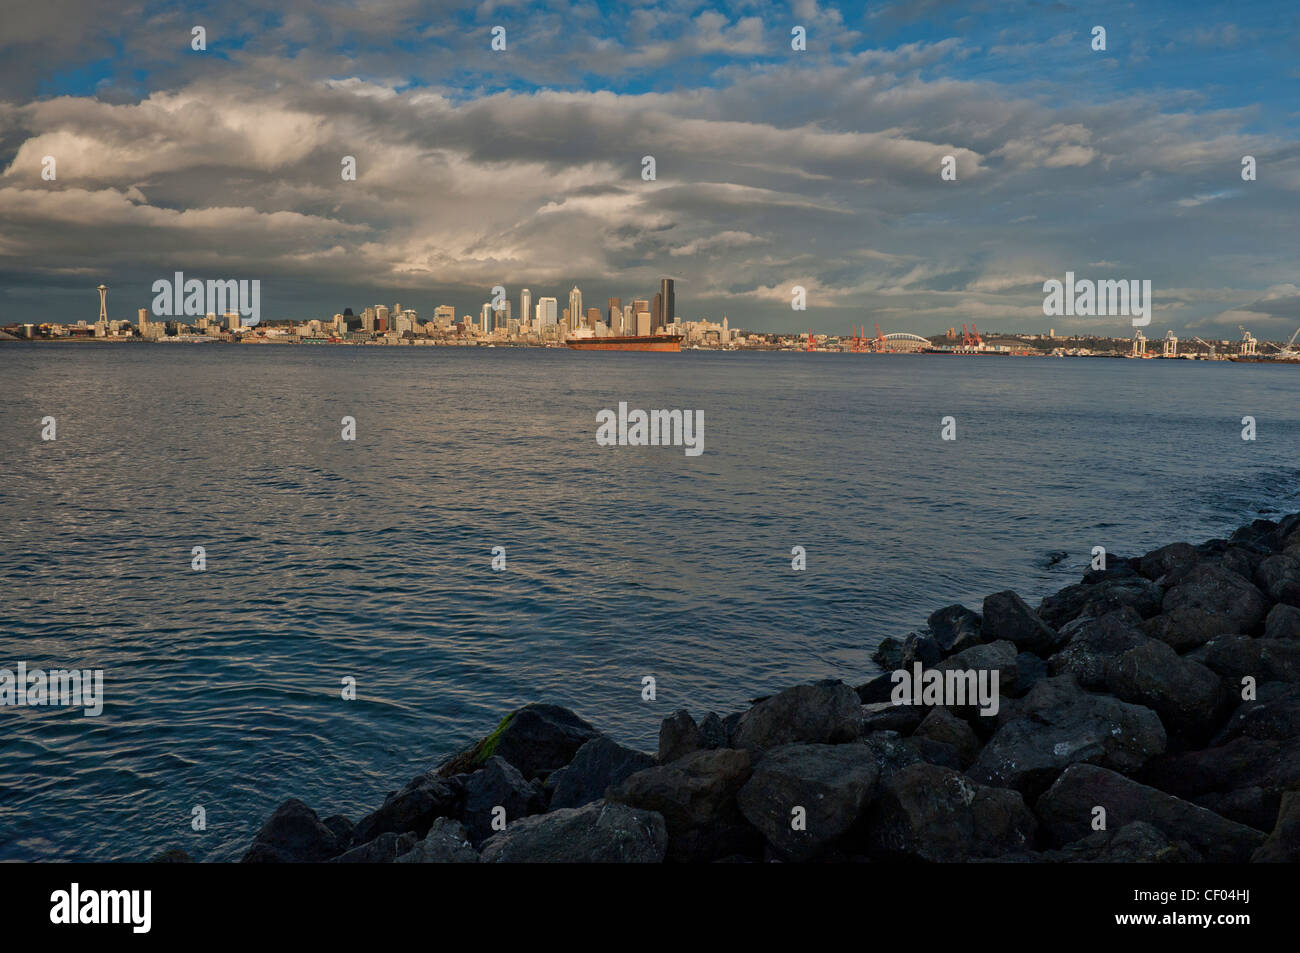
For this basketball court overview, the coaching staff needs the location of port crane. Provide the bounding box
[873,323,888,353]
[1131,329,1147,357]
[1192,336,1217,360]
[1162,329,1178,358]
[1238,325,1258,357]
[1263,325,1300,359]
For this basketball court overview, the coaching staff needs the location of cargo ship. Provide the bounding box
[566,335,682,352]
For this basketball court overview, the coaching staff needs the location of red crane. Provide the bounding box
[806,328,815,352]
[970,323,983,347]
[873,323,887,353]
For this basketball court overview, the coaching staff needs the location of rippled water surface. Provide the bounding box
[2,344,1298,861]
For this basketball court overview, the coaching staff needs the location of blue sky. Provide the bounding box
[3,0,1300,336]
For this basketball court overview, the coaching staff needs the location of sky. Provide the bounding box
[2,0,1299,336]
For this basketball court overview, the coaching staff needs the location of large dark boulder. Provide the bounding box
[546,737,655,810]
[658,710,702,763]
[1195,636,1300,684]
[730,680,862,751]
[1252,791,1300,862]
[872,637,904,670]
[1211,683,1300,745]
[606,748,757,862]
[969,676,1166,798]
[927,604,984,655]
[461,756,546,845]
[1155,565,1269,648]
[984,590,1063,654]
[1138,542,1199,582]
[865,762,1036,862]
[1035,763,1265,863]
[353,773,461,843]
[735,743,880,861]
[241,799,348,863]
[328,831,419,863]
[1038,577,1163,629]
[437,704,600,780]
[1265,604,1300,640]
[1106,638,1223,738]
[934,638,1019,705]
[901,631,942,668]
[1256,555,1300,607]
[479,801,667,863]
[393,817,480,863]
[912,707,981,766]
[1049,607,1148,690]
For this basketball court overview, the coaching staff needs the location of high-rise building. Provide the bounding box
[362,307,376,333]
[480,303,493,333]
[651,293,662,332]
[586,307,602,329]
[520,289,532,331]
[376,305,389,331]
[536,297,558,327]
[225,311,240,332]
[607,297,621,329]
[622,304,633,335]
[658,277,675,331]
[568,286,582,330]
[434,305,456,327]
[137,308,148,333]
[636,310,651,336]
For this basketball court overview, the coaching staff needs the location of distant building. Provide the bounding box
[585,307,602,329]
[434,305,455,327]
[480,303,493,333]
[657,277,675,331]
[520,289,532,331]
[568,286,582,330]
[536,297,557,327]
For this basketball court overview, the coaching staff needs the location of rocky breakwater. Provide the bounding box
[225,512,1300,863]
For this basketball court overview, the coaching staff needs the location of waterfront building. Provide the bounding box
[568,286,582,329]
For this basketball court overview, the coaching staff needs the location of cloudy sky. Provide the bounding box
[2,0,1298,335]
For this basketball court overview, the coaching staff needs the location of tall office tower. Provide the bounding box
[632,299,649,321]
[568,286,582,329]
[622,303,633,334]
[536,297,558,326]
[652,293,662,332]
[586,307,602,328]
[434,305,456,327]
[362,306,376,333]
[376,305,389,332]
[225,311,240,332]
[562,307,570,326]
[636,310,651,336]
[607,297,621,327]
[659,277,675,331]
[393,302,401,319]
[481,302,493,333]
[137,308,149,332]
[520,289,532,331]
[493,308,508,331]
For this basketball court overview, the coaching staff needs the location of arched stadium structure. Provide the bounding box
[882,331,931,352]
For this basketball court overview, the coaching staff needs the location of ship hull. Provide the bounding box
[566,335,682,352]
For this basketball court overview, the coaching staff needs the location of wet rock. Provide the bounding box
[1082,555,1141,585]
[912,707,981,767]
[1196,636,1300,684]
[872,637,904,670]
[731,680,863,751]
[934,638,1020,702]
[1139,542,1199,582]
[1012,652,1049,699]
[968,675,1166,798]
[984,590,1063,654]
[479,801,667,863]
[1252,791,1300,862]
[901,631,942,668]
[657,710,701,763]
[1159,565,1269,644]
[736,743,880,861]
[859,701,926,735]
[1035,763,1265,863]
[606,748,756,862]
[437,704,600,780]
[865,762,1036,862]
[1257,555,1300,607]
[394,817,479,863]
[927,604,984,655]
[1039,577,1163,629]
[698,712,729,749]
[1265,604,1300,641]
[546,736,655,810]
[856,672,896,704]
[1049,608,1148,691]
[1211,683,1300,745]
[1106,638,1223,738]
[241,799,349,863]
[1230,518,1282,552]
[462,756,546,845]
[329,831,419,863]
[353,773,461,843]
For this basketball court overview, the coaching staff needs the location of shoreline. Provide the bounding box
[177,510,1300,862]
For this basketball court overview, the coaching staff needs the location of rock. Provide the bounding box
[984,590,1063,654]
[1035,763,1265,863]
[1139,542,1199,582]
[731,680,863,751]
[606,748,757,862]
[1196,636,1300,684]
[933,638,1019,709]
[1212,683,1300,745]
[1138,736,1300,832]
[859,701,926,735]
[321,815,356,852]
[856,672,896,704]
[1013,652,1050,698]
[353,773,460,843]
[546,737,655,810]
[329,831,419,863]
[1265,604,1300,640]
[1144,608,1239,653]
[968,675,1166,798]
[479,800,667,863]
[858,731,927,785]
[657,710,700,763]
[872,637,904,670]
[1158,564,1269,645]
[394,817,479,863]
[1038,578,1163,629]
[1252,791,1300,862]
[735,743,880,861]
[866,762,1036,862]
[1256,555,1300,607]
[1050,608,1148,690]
[927,604,984,655]
[1223,545,1266,584]
[1106,638,1223,738]
[698,712,729,749]
[1082,556,1141,585]
[149,848,193,863]
[901,631,942,668]
[981,821,1202,863]
[240,799,347,863]
[912,707,981,767]
[461,756,545,845]
[1231,518,1282,552]
[437,703,600,780]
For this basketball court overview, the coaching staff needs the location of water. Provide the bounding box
[2,344,1298,861]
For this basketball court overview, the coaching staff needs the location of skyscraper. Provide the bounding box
[568,286,582,331]
[536,297,557,326]
[585,307,602,329]
[520,289,532,331]
[652,293,661,332]
[480,302,493,333]
[658,277,675,331]
[607,297,621,331]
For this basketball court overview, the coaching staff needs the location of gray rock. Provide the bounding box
[1255,555,1300,607]
[698,712,729,749]
[872,637,904,670]
[241,799,347,863]
[462,756,545,845]
[546,736,655,810]
[1252,791,1300,862]
[1197,636,1300,684]
[607,748,756,862]
[969,675,1166,798]
[1212,683,1300,745]
[984,590,1063,654]
[901,631,942,668]
[1050,608,1148,690]
[1139,542,1199,582]
[328,831,419,863]
[927,604,984,655]
[657,709,701,763]
[1144,608,1240,653]
[353,773,460,843]
[731,680,863,751]
[479,801,667,863]
[912,707,981,767]
[866,762,1036,862]
[736,743,880,861]
[1035,763,1265,863]
[934,638,1019,703]
[1265,603,1300,640]
[394,817,479,863]
[437,703,600,780]
[1038,577,1163,629]
[1107,638,1223,737]
[1158,564,1269,646]
[859,701,926,735]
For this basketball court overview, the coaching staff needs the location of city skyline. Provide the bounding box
[3,2,1300,335]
